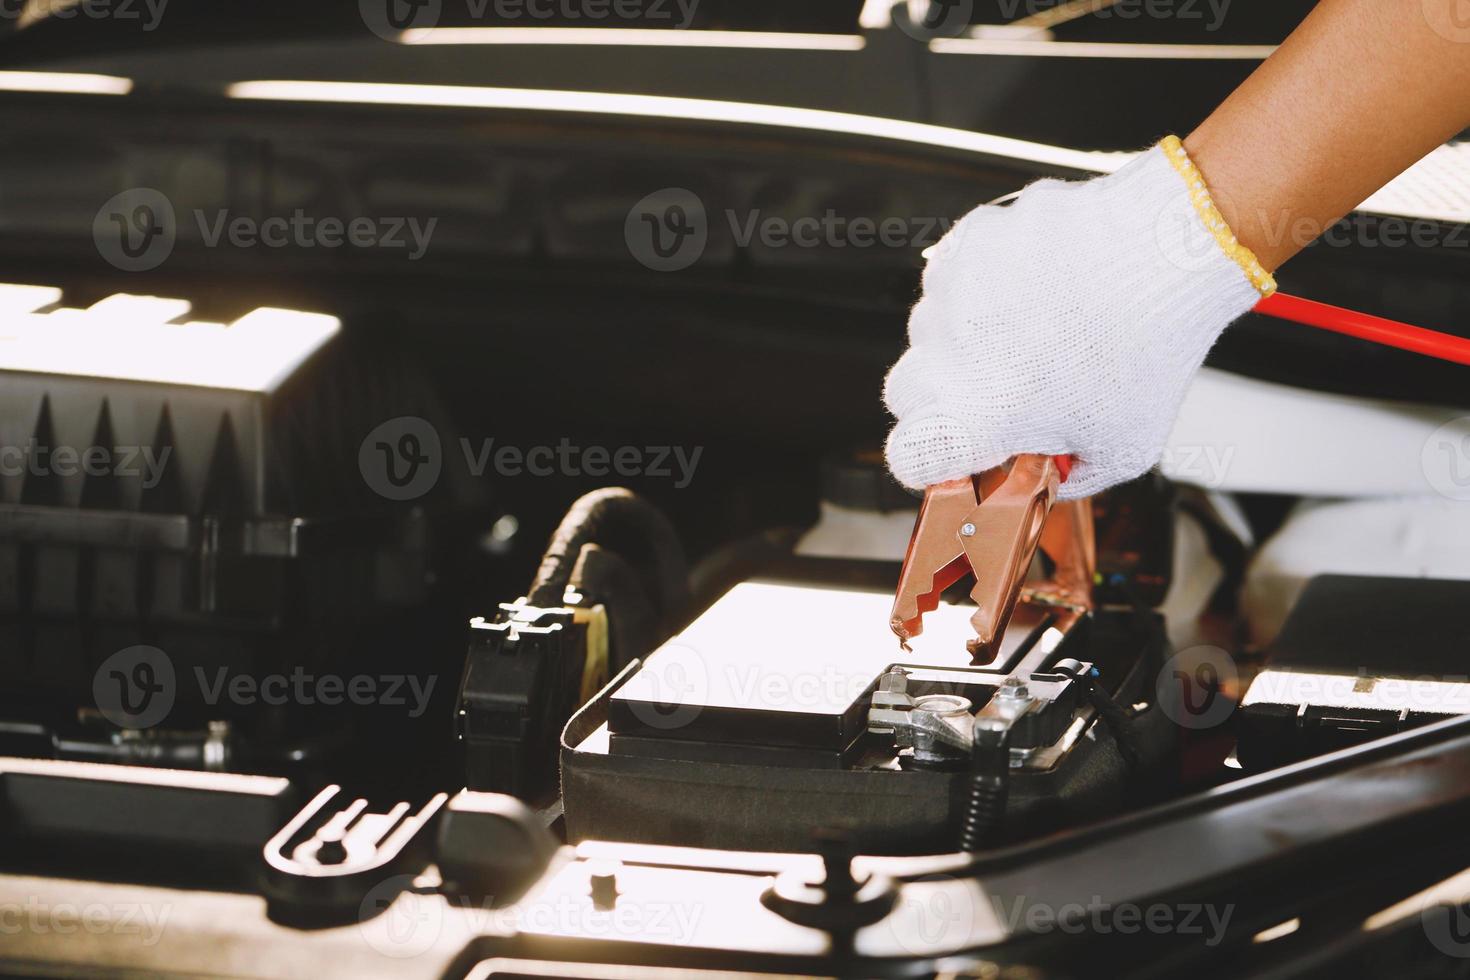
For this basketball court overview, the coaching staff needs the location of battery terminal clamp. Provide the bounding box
[890,454,1095,662]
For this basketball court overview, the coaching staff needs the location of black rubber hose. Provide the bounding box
[568,544,661,672]
[526,488,688,625]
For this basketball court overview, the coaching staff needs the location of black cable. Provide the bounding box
[525,488,688,625]
[567,544,660,673]
[1054,657,1143,769]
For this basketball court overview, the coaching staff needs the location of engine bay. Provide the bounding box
[1,12,1470,975]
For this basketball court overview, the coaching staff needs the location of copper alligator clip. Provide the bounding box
[890,454,1095,662]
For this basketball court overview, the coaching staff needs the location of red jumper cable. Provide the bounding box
[1254,292,1470,367]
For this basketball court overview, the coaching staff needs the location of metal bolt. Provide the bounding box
[997,676,1029,700]
[313,823,348,866]
[878,666,910,694]
[960,522,976,537]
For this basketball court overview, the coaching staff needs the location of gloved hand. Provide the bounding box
[883,137,1275,499]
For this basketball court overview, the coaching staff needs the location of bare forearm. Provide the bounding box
[1185,0,1470,272]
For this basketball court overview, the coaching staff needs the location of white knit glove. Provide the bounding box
[884,137,1275,499]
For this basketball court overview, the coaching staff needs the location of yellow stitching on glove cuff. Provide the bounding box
[1160,135,1277,298]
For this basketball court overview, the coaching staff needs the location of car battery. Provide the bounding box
[561,572,1170,854]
